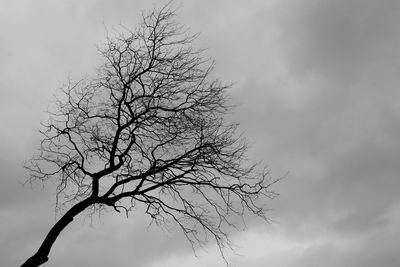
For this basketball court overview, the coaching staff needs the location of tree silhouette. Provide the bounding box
[22,4,278,267]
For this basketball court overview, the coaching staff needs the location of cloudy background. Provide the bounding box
[1,0,400,266]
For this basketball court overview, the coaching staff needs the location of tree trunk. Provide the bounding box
[21,198,94,267]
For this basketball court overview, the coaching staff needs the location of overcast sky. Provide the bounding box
[1,0,400,266]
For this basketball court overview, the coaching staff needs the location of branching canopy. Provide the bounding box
[26,4,278,261]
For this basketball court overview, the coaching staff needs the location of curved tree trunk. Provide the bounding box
[21,198,94,267]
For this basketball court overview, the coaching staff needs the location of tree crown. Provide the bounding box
[26,3,278,260]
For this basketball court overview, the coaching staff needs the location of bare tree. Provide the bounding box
[22,4,278,267]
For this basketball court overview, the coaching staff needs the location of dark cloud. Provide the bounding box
[225,1,400,266]
[278,0,400,82]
